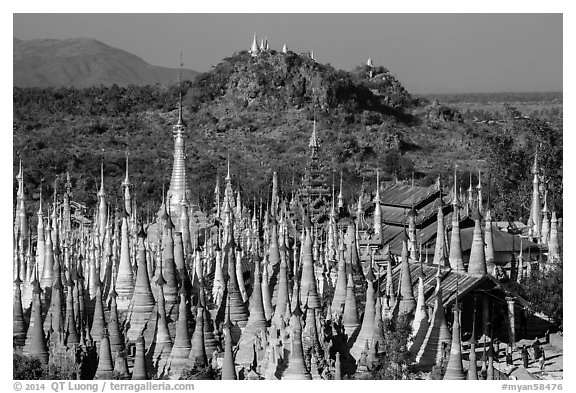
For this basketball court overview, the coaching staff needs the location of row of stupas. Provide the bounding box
[248,35,313,60]
[13,93,561,380]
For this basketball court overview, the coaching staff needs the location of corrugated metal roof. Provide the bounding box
[380,183,439,208]
[377,262,532,310]
[414,220,538,253]
[458,228,539,252]
[381,263,488,308]
[380,225,405,244]
[379,204,440,227]
[381,205,410,225]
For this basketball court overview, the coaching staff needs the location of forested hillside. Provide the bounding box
[13,50,562,220]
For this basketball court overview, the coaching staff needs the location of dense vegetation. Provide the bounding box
[13,352,78,380]
[474,105,563,220]
[508,260,563,328]
[13,50,562,221]
[372,314,416,379]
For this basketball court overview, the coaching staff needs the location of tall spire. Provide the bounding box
[548,211,561,261]
[409,275,430,357]
[528,150,542,239]
[484,209,496,271]
[122,152,132,215]
[271,244,290,328]
[167,63,190,228]
[330,236,347,316]
[126,224,156,341]
[337,171,344,210]
[250,34,260,56]
[467,297,479,380]
[261,255,274,321]
[407,206,418,259]
[94,330,114,379]
[225,155,232,183]
[245,256,268,330]
[468,207,488,276]
[35,180,46,291]
[299,215,321,308]
[107,288,124,356]
[444,296,465,379]
[281,299,312,380]
[433,200,447,266]
[97,160,107,245]
[467,172,474,212]
[367,58,374,78]
[309,118,319,152]
[477,170,483,212]
[13,277,26,347]
[40,216,54,289]
[236,256,268,365]
[222,237,249,343]
[98,160,105,195]
[271,171,279,217]
[177,52,185,125]
[373,170,382,237]
[23,278,48,363]
[541,190,550,246]
[132,336,149,380]
[221,291,237,380]
[201,288,219,360]
[168,288,192,376]
[342,270,361,339]
[384,246,395,311]
[177,93,184,127]
[188,306,208,366]
[350,255,377,361]
[16,158,23,198]
[415,270,451,367]
[160,215,179,319]
[448,168,465,271]
[451,165,459,206]
[398,238,416,316]
[122,152,131,187]
[115,208,133,311]
[90,280,106,346]
[15,159,28,248]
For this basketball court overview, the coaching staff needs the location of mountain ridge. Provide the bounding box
[13,37,199,88]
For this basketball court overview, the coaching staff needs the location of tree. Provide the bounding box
[13,353,78,380]
[179,364,219,380]
[372,314,417,380]
[477,105,563,221]
[508,259,563,328]
[13,353,44,380]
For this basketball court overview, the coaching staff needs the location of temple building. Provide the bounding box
[294,120,331,224]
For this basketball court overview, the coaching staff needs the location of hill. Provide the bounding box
[13,49,562,220]
[13,37,199,88]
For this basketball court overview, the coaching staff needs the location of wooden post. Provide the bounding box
[482,294,490,341]
[506,296,516,350]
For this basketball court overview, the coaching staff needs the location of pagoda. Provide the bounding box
[298,120,330,224]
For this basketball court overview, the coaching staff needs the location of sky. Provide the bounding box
[13,13,562,94]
